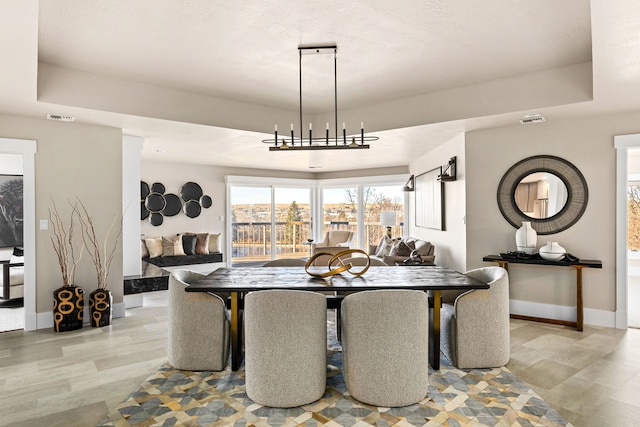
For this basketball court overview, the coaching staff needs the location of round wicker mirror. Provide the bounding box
[497,155,588,235]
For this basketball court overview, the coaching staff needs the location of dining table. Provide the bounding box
[186,265,489,371]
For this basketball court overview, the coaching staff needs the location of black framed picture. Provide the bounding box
[415,167,444,230]
[0,175,23,247]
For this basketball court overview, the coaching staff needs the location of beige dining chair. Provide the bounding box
[167,270,230,371]
[341,289,430,407]
[440,266,510,369]
[244,289,327,407]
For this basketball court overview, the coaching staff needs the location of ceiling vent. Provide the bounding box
[519,114,545,125]
[46,113,76,122]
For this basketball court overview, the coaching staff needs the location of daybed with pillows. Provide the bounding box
[141,232,223,267]
[368,236,435,265]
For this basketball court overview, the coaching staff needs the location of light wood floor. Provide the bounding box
[0,292,639,427]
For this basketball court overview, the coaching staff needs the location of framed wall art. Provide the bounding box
[0,175,23,247]
[415,167,444,230]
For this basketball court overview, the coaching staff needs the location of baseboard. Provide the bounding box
[509,299,616,328]
[35,302,126,330]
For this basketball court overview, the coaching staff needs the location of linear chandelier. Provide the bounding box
[262,45,379,151]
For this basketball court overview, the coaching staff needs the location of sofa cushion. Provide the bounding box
[390,240,415,257]
[410,239,430,256]
[163,234,186,256]
[145,237,163,258]
[195,233,210,255]
[182,234,197,255]
[208,233,221,253]
[141,238,150,258]
[374,235,393,257]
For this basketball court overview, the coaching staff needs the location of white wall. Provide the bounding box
[123,136,143,276]
[408,134,467,272]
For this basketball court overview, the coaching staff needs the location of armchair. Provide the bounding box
[167,270,230,371]
[310,230,355,252]
[310,230,355,266]
[440,266,510,369]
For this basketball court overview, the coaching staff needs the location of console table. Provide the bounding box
[483,255,602,331]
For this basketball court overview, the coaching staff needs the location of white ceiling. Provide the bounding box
[2,1,640,172]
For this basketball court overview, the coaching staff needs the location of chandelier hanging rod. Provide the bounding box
[262,44,379,151]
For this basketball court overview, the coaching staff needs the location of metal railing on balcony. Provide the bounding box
[231,220,402,263]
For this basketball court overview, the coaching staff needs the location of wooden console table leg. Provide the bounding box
[496,260,509,271]
[575,265,584,331]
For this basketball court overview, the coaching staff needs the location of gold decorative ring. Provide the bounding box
[305,248,371,278]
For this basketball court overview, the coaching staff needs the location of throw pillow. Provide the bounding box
[162,234,186,256]
[390,240,415,257]
[145,237,163,258]
[414,240,432,257]
[182,234,197,255]
[195,233,210,255]
[208,233,221,253]
[141,238,150,258]
[375,235,392,257]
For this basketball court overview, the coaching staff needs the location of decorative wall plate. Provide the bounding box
[181,181,203,201]
[145,193,166,213]
[140,181,150,200]
[151,182,166,194]
[183,200,202,218]
[163,193,182,216]
[200,195,212,208]
[141,201,150,220]
[149,212,163,226]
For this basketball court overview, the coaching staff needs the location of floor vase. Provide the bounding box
[90,288,113,327]
[53,285,84,332]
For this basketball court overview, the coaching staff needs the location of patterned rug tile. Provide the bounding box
[98,350,572,427]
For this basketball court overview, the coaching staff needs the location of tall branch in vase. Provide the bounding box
[76,200,122,290]
[49,199,84,286]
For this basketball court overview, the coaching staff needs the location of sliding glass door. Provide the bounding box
[230,184,312,264]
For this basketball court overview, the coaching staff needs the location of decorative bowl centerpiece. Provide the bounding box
[538,241,566,261]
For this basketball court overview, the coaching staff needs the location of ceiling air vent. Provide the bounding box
[519,114,545,125]
[46,113,76,122]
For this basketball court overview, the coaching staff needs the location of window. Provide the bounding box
[227,175,406,263]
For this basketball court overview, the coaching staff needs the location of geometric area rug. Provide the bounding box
[98,349,572,427]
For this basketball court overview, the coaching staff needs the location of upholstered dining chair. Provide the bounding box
[440,266,510,369]
[341,289,430,407]
[167,269,230,371]
[244,289,327,407]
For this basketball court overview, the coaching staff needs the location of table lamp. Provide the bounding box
[380,211,397,238]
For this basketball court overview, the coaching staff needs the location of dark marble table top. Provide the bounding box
[186,266,488,293]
